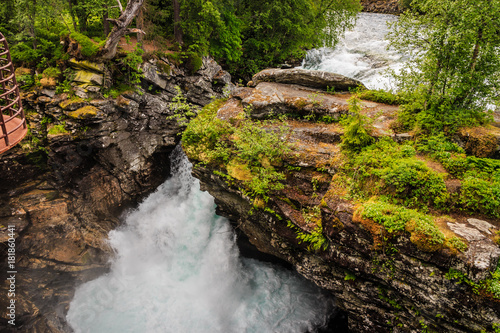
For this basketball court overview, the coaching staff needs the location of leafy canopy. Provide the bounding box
[388,0,500,133]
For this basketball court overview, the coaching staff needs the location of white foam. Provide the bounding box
[301,13,403,90]
[67,147,334,333]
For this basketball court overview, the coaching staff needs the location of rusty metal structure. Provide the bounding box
[0,32,27,154]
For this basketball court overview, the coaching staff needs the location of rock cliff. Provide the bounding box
[0,57,232,331]
[184,69,500,332]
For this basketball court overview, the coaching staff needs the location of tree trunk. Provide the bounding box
[101,0,145,59]
[137,6,144,44]
[103,7,110,37]
[172,0,183,45]
[28,0,37,50]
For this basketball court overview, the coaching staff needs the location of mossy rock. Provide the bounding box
[69,58,105,73]
[73,70,104,86]
[68,105,99,119]
[59,98,86,111]
[458,127,499,158]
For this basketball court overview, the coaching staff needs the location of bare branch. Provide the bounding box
[115,0,124,14]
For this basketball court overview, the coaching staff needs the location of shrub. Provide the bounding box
[350,139,448,208]
[460,177,500,218]
[341,97,374,152]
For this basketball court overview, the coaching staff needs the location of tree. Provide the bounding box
[172,0,182,45]
[175,0,360,78]
[101,0,145,59]
[388,0,500,132]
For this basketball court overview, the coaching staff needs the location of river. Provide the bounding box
[67,12,400,333]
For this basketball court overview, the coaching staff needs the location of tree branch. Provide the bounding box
[115,0,123,14]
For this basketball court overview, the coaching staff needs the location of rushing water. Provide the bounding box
[301,12,402,90]
[67,147,334,333]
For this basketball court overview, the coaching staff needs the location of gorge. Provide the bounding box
[1,8,500,333]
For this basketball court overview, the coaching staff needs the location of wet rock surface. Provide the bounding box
[0,58,232,332]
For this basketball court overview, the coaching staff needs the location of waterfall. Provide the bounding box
[301,12,403,90]
[67,146,334,333]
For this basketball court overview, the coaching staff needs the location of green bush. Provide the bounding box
[351,139,448,208]
[460,177,500,218]
[341,97,375,152]
[42,67,61,78]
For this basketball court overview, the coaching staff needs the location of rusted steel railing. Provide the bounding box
[0,32,27,154]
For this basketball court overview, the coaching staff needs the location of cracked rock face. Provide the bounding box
[0,59,231,332]
[448,219,500,274]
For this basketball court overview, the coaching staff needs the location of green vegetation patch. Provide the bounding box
[69,32,100,58]
[361,200,445,252]
[47,124,69,135]
[181,96,291,201]
[416,134,500,217]
[356,89,401,105]
[446,263,500,300]
[350,138,448,208]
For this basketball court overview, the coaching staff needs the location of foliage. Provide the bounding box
[167,86,197,126]
[287,219,329,252]
[414,134,500,217]
[69,32,100,57]
[340,97,375,152]
[459,177,500,218]
[122,44,145,84]
[182,96,292,200]
[387,0,500,133]
[446,264,500,300]
[228,0,360,78]
[344,271,356,281]
[42,67,61,78]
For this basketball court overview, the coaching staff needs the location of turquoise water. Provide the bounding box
[67,148,334,333]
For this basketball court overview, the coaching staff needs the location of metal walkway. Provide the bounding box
[0,32,27,154]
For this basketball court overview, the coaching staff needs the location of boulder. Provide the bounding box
[250,68,365,91]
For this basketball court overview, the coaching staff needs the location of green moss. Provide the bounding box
[361,200,445,252]
[69,32,99,58]
[59,97,85,110]
[68,105,99,119]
